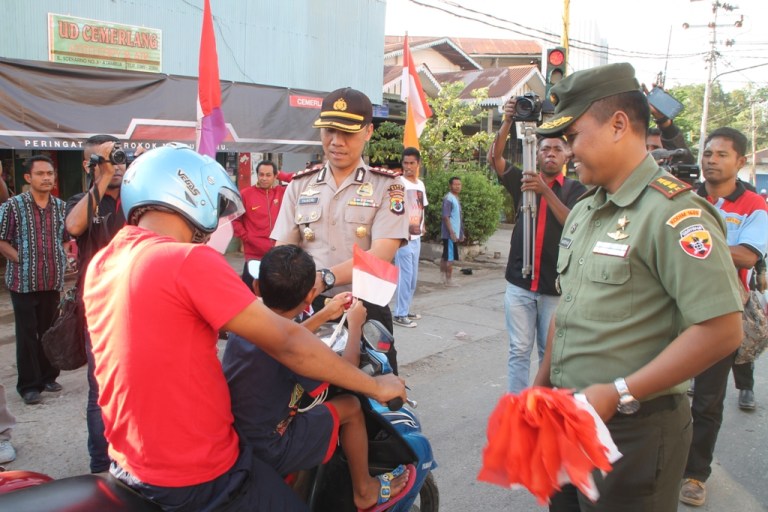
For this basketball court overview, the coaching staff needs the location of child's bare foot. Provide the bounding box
[354,464,412,511]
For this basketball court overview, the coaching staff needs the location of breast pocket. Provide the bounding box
[582,256,632,321]
[294,206,322,241]
[344,207,376,246]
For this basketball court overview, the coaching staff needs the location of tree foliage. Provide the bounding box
[419,82,496,173]
[424,164,504,245]
[666,83,768,158]
[367,121,403,166]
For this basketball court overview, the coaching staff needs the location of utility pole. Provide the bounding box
[684,1,742,165]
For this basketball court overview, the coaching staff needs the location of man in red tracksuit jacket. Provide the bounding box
[233,160,291,288]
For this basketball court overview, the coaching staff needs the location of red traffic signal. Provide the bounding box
[548,48,565,67]
[545,47,567,99]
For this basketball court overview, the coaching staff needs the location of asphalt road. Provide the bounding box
[0,226,766,511]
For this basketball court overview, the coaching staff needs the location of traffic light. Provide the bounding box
[545,47,566,101]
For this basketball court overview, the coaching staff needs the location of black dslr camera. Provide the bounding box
[511,93,542,123]
[88,143,135,170]
[652,148,700,185]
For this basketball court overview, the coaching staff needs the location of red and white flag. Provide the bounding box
[352,245,399,307]
[195,0,227,158]
[401,34,432,150]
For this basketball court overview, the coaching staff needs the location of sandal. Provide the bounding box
[357,464,417,512]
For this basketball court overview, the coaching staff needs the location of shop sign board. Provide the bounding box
[48,13,162,73]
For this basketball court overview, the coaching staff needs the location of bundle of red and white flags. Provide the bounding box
[478,387,622,504]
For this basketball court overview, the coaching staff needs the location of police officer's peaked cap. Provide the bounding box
[313,87,373,133]
[538,62,641,136]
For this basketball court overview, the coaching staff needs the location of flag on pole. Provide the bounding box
[401,34,432,150]
[352,245,399,307]
[196,0,227,158]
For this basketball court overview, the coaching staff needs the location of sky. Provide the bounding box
[385,0,768,92]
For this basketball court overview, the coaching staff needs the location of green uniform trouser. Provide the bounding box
[550,394,691,512]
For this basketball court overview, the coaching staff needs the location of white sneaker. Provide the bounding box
[0,440,16,464]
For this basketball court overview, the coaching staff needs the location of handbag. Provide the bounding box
[735,284,768,365]
[41,287,87,370]
[40,179,102,371]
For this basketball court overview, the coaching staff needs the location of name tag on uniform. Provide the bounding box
[559,237,573,249]
[592,241,630,258]
[298,196,319,205]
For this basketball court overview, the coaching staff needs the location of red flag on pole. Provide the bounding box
[401,34,432,150]
[196,0,227,158]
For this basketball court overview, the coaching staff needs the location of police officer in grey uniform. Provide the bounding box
[532,63,743,512]
[271,87,409,373]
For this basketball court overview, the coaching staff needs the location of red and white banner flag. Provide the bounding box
[195,0,227,158]
[401,34,432,150]
[352,245,399,307]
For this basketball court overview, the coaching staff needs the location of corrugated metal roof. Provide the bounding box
[432,65,543,106]
[384,35,541,57]
[451,37,541,56]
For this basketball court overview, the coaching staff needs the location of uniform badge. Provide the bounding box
[348,197,376,207]
[607,215,630,241]
[569,222,578,234]
[356,182,374,197]
[666,208,701,228]
[356,226,368,238]
[303,226,315,241]
[298,196,319,205]
[678,224,712,259]
[354,167,366,183]
[388,183,405,215]
[300,185,320,197]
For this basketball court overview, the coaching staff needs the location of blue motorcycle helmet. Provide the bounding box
[121,143,244,243]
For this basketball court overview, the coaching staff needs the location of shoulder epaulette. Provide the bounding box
[648,174,692,199]
[292,165,324,179]
[369,166,402,178]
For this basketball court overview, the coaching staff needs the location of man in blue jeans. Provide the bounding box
[393,148,428,328]
[65,135,127,473]
[487,97,585,393]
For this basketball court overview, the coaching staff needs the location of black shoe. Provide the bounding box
[44,381,63,392]
[22,391,42,405]
[738,389,756,410]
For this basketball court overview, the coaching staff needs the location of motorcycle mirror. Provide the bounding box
[316,322,348,354]
[362,320,393,353]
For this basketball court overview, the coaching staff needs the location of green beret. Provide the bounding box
[537,62,641,136]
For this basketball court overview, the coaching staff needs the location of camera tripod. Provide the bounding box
[520,122,537,280]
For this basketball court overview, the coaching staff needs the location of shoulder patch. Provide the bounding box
[369,166,402,178]
[293,164,324,179]
[648,175,692,199]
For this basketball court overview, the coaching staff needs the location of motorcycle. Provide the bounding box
[0,320,438,512]
[291,319,439,512]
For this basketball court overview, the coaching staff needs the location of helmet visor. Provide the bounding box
[218,187,245,227]
[205,188,245,254]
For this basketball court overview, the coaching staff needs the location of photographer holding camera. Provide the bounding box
[65,135,133,474]
[487,96,585,394]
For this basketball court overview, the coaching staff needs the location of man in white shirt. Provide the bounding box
[393,147,428,328]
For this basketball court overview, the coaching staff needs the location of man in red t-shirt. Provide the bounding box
[83,144,405,511]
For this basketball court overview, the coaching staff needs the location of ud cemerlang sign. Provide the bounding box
[48,13,162,73]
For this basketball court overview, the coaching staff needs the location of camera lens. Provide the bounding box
[515,98,534,118]
[110,146,127,165]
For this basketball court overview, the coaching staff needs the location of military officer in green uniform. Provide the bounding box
[271,87,409,372]
[532,63,743,511]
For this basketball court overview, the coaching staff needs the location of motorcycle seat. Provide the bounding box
[0,473,161,512]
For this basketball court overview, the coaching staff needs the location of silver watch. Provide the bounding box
[614,377,640,415]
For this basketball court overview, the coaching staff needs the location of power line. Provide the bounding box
[408,0,705,60]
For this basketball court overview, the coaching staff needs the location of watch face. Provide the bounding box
[618,398,641,415]
[322,271,334,287]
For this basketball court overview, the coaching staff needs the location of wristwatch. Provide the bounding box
[318,268,335,292]
[614,377,640,415]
